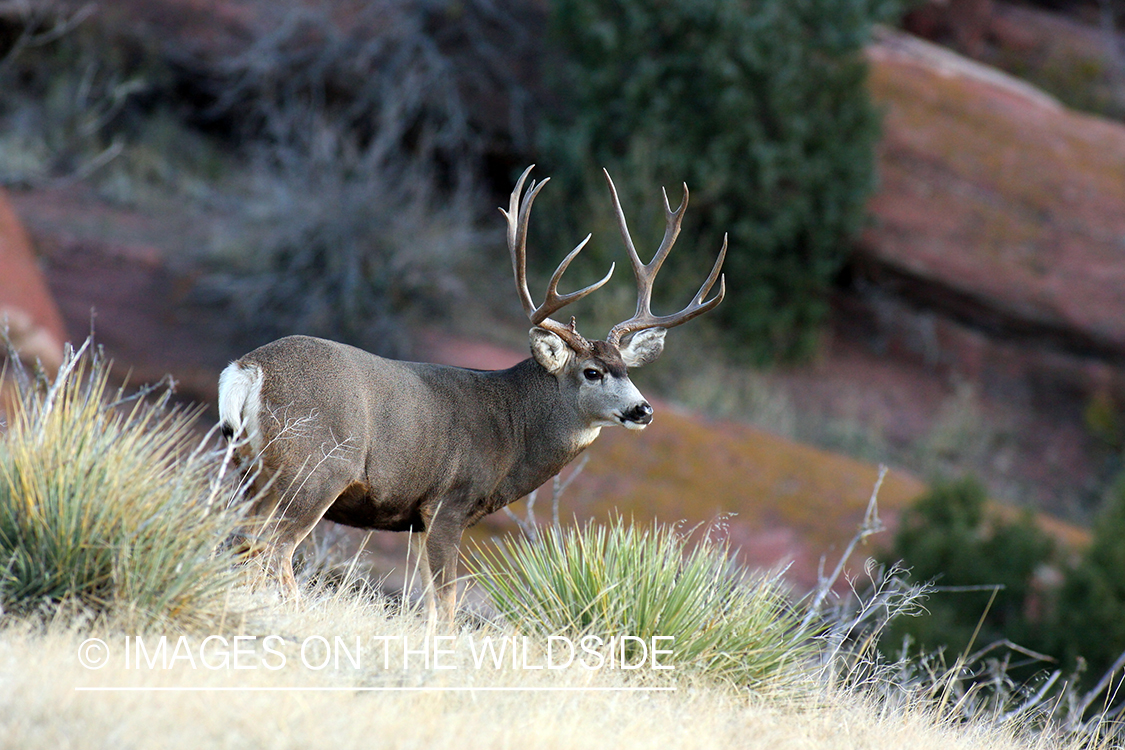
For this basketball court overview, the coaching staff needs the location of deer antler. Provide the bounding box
[604,169,726,348]
[501,165,614,352]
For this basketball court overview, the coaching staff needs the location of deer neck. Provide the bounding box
[492,358,600,497]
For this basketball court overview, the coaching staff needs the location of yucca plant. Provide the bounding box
[469,519,815,687]
[0,340,244,629]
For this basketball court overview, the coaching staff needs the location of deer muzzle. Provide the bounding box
[621,402,653,429]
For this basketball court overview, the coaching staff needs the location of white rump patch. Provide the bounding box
[218,362,264,454]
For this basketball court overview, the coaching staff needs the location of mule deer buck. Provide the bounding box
[218,165,726,620]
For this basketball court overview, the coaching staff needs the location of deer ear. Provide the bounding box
[620,328,666,368]
[529,328,573,374]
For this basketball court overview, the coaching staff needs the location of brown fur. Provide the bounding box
[221,333,650,621]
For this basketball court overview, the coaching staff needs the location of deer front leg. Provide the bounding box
[422,511,465,628]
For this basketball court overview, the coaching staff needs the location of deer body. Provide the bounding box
[223,335,622,531]
[219,166,726,621]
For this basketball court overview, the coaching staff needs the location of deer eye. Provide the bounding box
[583,368,602,382]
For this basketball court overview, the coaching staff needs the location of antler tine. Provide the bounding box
[502,165,546,321]
[676,234,727,322]
[604,168,726,347]
[607,241,726,346]
[501,165,614,350]
[603,171,689,315]
[539,236,615,325]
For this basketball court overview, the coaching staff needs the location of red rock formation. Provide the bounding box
[857,29,1125,410]
[0,188,66,372]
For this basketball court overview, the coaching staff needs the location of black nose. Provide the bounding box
[625,402,653,424]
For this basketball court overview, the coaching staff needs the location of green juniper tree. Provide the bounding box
[538,0,904,361]
[882,476,1055,663]
[1054,475,1125,684]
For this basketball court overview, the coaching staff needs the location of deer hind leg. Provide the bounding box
[243,461,356,601]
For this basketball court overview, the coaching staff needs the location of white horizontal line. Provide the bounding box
[75,686,677,693]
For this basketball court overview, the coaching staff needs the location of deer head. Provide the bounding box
[501,165,726,430]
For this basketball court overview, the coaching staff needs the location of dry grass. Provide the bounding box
[0,587,1088,750]
[0,340,1114,748]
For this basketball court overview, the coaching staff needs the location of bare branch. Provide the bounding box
[802,464,888,631]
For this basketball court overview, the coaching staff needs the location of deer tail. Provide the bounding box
[218,362,263,448]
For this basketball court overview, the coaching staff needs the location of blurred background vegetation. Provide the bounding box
[880,473,1125,693]
[535,0,903,363]
[0,0,905,361]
